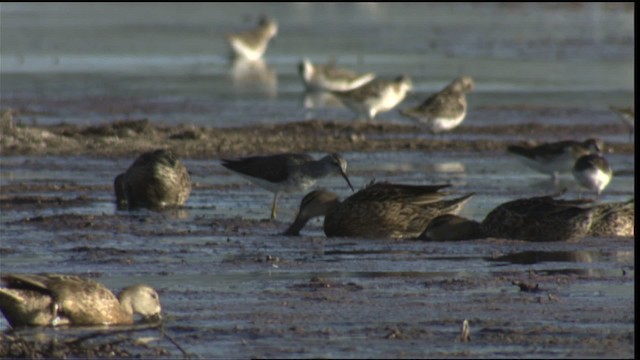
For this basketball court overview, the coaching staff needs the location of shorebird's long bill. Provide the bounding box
[340,168,355,192]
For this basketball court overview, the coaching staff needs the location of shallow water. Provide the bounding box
[0,2,635,359]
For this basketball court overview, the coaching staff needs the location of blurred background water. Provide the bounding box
[0,2,634,126]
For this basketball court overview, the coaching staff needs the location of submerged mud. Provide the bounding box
[0,111,635,358]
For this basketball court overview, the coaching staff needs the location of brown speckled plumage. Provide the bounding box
[0,274,161,328]
[480,194,594,242]
[285,182,474,239]
[588,198,634,237]
[419,214,482,241]
[114,149,191,210]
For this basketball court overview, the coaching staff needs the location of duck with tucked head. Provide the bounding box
[114,149,191,210]
[284,182,474,239]
[0,274,161,328]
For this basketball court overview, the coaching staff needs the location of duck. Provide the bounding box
[588,198,634,237]
[284,182,474,239]
[114,149,191,210]
[0,274,161,328]
[480,193,594,242]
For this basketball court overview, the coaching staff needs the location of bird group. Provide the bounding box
[2,14,632,331]
[227,16,475,129]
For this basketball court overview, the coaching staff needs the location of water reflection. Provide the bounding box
[427,162,466,175]
[301,90,344,110]
[488,250,594,265]
[227,58,277,98]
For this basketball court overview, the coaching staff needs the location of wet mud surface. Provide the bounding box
[1,111,635,158]
[0,113,635,358]
[0,3,635,358]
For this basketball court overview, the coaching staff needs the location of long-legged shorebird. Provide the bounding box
[480,193,594,242]
[507,138,604,181]
[332,75,413,121]
[284,182,474,239]
[114,149,192,210]
[221,153,354,220]
[298,58,376,92]
[609,106,634,142]
[572,154,612,198]
[227,16,278,61]
[0,273,161,328]
[399,76,474,134]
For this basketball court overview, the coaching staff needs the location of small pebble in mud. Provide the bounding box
[512,280,541,292]
[385,328,401,340]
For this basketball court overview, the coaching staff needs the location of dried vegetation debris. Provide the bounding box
[1,110,634,158]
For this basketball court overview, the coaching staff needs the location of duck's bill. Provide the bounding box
[141,313,163,324]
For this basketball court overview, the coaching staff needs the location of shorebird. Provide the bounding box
[298,58,376,92]
[609,106,634,142]
[0,274,161,328]
[114,149,191,210]
[399,76,474,134]
[480,193,594,242]
[419,214,482,241]
[227,16,278,61]
[221,153,354,220]
[588,198,634,237]
[572,154,612,198]
[284,182,474,239]
[507,138,604,181]
[332,75,413,121]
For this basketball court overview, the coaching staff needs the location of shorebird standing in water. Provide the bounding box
[506,138,604,182]
[0,273,161,327]
[399,76,474,134]
[284,182,474,239]
[221,153,354,220]
[298,58,376,92]
[227,16,278,61]
[332,75,413,121]
[609,106,634,142]
[572,154,612,199]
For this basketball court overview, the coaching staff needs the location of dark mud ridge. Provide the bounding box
[1,111,633,158]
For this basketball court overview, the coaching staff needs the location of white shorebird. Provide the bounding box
[507,138,604,182]
[227,16,278,61]
[298,58,376,92]
[332,75,413,121]
[572,154,612,198]
[399,76,474,134]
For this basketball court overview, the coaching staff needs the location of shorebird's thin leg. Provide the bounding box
[51,303,61,326]
[271,192,279,220]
